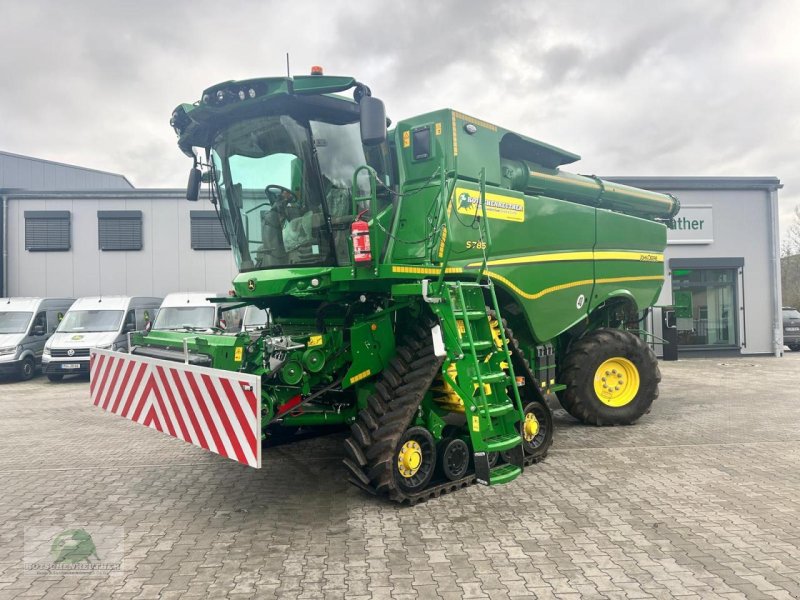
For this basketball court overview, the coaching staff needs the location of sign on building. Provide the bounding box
[667,205,713,245]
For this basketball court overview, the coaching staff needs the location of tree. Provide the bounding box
[782,205,800,258]
[782,206,800,309]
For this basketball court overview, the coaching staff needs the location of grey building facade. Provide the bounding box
[1,152,236,298]
[608,177,783,357]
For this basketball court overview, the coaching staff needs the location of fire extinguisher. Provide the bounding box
[352,209,371,264]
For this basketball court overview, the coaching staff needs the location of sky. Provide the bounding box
[1,0,798,238]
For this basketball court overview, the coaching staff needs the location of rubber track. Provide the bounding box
[343,315,551,505]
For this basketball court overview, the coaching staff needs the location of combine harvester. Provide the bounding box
[89,68,678,503]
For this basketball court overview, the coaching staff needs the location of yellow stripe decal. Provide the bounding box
[349,369,372,385]
[391,265,463,275]
[466,251,663,268]
[485,272,664,301]
[451,112,458,157]
[453,111,498,132]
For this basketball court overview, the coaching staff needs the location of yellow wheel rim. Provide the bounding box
[523,412,539,442]
[397,440,423,478]
[593,357,640,407]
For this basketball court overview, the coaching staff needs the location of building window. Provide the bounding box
[190,211,229,250]
[24,211,71,251]
[672,267,738,348]
[98,210,143,251]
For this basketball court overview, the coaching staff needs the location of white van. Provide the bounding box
[43,296,162,381]
[0,297,75,380]
[242,305,270,332]
[151,292,246,333]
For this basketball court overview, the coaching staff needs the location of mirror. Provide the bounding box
[360,96,387,146]
[187,167,202,201]
[123,322,136,334]
[32,325,45,336]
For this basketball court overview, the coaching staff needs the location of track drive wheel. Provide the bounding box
[395,427,437,493]
[559,328,660,425]
[520,400,553,459]
[438,438,470,481]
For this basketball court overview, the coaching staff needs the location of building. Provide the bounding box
[2,153,784,357]
[608,176,783,357]
[0,151,236,298]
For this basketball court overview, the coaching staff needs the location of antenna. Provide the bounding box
[286,53,291,78]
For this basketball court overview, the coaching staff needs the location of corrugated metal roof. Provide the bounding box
[0,150,134,191]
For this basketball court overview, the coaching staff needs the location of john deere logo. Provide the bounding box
[67,349,75,357]
[247,279,256,291]
[50,529,100,564]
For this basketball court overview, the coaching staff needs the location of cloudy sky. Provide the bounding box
[2,0,798,237]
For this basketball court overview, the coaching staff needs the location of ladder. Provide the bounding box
[432,279,526,486]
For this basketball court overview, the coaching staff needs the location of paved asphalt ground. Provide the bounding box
[1,352,799,599]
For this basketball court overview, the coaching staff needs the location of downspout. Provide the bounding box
[1,194,7,298]
[767,187,783,357]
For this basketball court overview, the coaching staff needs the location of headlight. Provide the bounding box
[43,346,51,356]
[96,344,113,350]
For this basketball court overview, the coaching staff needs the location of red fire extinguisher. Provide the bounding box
[352,210,371,263]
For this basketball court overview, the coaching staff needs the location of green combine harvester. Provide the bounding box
[132,68,678,503]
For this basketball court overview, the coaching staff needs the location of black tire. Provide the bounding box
[790,344,800,352]
[559,328,660,426]
[394,427,437,493]
[520,400,553,459]
[47,374,64,382]
[19,357,35,381]
[438,438,470,481]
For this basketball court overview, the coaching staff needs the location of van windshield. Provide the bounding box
[242,306,269,330]
[0,311,33,334]
[58,310,124,333]
[153,306,216,330]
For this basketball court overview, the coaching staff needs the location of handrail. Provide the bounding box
[351,165,380,274]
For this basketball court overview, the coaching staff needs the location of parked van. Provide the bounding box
[0,297,75,380]
[151,292,245,333]
[242,305,270,332]
[43,296,162,381]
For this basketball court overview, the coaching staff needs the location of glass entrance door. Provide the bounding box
[672,268,738,348]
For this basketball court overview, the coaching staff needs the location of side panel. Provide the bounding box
[591,210,667,312]
[89,349,261,468]
[448,183,596,342]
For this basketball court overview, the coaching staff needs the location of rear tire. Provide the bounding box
[19,357,35,381]
[559,328,660,425]
[47,374,64,382]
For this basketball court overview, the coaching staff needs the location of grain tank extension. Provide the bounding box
[90,70,678,503]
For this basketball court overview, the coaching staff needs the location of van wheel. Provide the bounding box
[47,374,64,382]
[19,357,35,381]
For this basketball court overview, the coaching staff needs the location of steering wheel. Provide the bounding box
[265,184,298,205]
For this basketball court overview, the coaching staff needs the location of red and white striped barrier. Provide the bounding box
[89,349,261,468]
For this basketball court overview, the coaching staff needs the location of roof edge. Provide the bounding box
[602,176,782,191]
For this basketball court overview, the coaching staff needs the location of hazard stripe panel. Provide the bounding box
[89,349,262,468]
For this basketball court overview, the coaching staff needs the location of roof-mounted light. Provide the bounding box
[310,65,323,76]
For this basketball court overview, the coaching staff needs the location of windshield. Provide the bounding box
[211,114,385,271]
[58,310,123,333]
[784,309,800,320]
[242,306,269,329]
[0,311,33,334]
[153,306,216,330]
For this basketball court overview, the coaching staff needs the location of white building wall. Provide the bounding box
[7,193,237,298]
